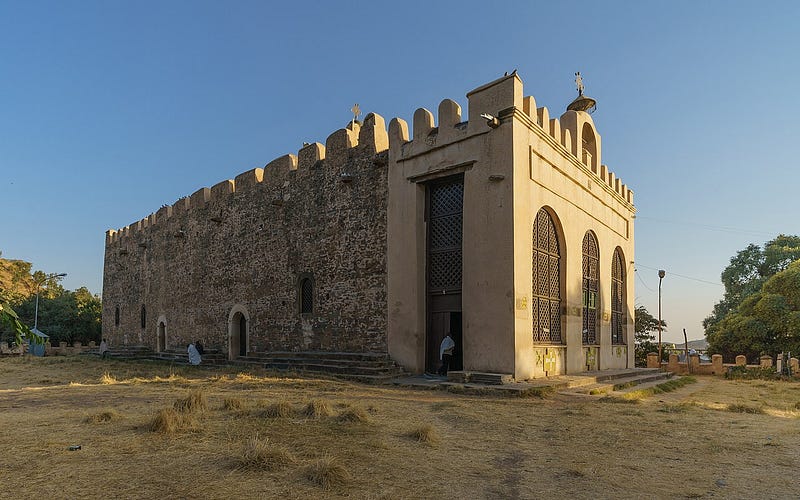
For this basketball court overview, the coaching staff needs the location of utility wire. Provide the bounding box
[636,264,723,287]
[635,215,776,237]
[634,268,655,292]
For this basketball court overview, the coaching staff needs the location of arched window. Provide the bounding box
[114,306,120,327]
[532,208,562,343]
[140,304,146,329]
[582,232,599,344]
[611,248,626,344]
[299,277,313,314]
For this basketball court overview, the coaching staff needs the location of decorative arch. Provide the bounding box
[582,231,600,345]
[581,122,598,172]
[156,314,167,352]
[611,248,627,344]
[532,207,564,344]
[227,304,250,361]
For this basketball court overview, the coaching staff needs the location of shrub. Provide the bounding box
[303,456,351,489]
[146,408,200,434]
[727,403,764,414]
[99,372,117,385]
[222,398,244,411]
[725,365,779,381]
[173,390,208,413]
[337,406,370,423]
[301,399,331,419]
[239,436,296,470]
[85,410,123,424]
[406,424,439,444]
[263,401,294,418]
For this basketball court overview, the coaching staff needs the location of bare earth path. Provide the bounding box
[1,356,798,499]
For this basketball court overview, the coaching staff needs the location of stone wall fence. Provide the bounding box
[647,352,800,375]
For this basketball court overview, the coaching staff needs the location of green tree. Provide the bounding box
[704,235,800,332]
[707,260,800,361]
[634,305,667,366]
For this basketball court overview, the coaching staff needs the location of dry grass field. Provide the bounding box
[1,356,799,499]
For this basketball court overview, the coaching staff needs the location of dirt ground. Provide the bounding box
[1,356,798,499]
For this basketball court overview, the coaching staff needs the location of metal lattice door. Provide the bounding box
[426,177,463,373]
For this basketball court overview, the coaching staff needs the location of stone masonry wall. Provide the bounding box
[102,115,390,355]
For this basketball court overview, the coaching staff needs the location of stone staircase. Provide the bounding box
[231,351,406,382]
[557,368,671,395]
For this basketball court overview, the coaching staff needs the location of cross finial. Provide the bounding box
[575,72,584,96]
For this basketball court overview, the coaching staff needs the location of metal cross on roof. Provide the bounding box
[575,72,584,96]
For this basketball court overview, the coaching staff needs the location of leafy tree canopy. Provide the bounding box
[634,305,667,366]
[706,254,800,361]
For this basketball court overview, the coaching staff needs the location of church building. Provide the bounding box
[103,72,635,380]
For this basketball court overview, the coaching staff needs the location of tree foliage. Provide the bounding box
[0,252,101,348]
[705,235,800,362]
[634,305,667,366]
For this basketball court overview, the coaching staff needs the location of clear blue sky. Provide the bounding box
[1,1,797,343]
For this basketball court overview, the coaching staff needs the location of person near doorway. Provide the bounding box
[438,333,455,376]
[187,342,202,365]
[99,338,109,359]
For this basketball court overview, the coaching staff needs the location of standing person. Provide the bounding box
[187,342,201,365]
[438,333,455,376]
[99,338,109,359]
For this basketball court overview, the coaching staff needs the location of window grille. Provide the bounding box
[428,181,463,293]
[300,278,313,314]
[611,249,626,344]
[115,306,120,327]
[582,232,599,344]
[532,209,561,343]
[140,304,146,329]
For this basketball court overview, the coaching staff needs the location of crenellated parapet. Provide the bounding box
[105,113,390,247]
[385,72,633,207]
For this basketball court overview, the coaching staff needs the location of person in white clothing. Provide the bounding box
[438,333,455,376]
[187,342,202,365]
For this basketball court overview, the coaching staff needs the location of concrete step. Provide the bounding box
[561,371,672,395]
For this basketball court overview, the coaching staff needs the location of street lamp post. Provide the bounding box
[33,273,67,331]
[657,269,666,367]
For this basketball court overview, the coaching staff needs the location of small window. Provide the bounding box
[300,278,313,314]
[140,304,146,329]
[115,306,120,327]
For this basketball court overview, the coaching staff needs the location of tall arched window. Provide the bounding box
[140,304,146,329]
[114,306,120,327]
[611,248,626,344]
[582,232,599,344]
[532,208,562,343]
[299,277,313,314]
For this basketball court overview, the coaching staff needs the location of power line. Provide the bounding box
[635,215,777,237]
[634,268,655,292]
[636,264,723,287]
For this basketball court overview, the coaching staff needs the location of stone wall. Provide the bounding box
[103,116,390,356]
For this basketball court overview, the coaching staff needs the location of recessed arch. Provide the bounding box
[156,314,167,352]
[227,304,250,361]
[582,231,600,345]
[298,274,314,315]
[532,206,565,344]
[611,247,627,345]
[581,122,598,172]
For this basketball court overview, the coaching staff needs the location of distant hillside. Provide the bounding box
[685,339,708,350]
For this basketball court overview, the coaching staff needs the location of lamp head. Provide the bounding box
[658,270,666,279]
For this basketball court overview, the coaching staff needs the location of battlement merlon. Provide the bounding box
[387,72,633,208]
[105,113,391,247]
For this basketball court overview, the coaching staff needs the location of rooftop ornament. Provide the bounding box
[567,71,597,114]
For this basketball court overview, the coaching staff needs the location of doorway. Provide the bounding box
[229,309,249,360]
[157,322,166,352]
[425,176,464,373]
